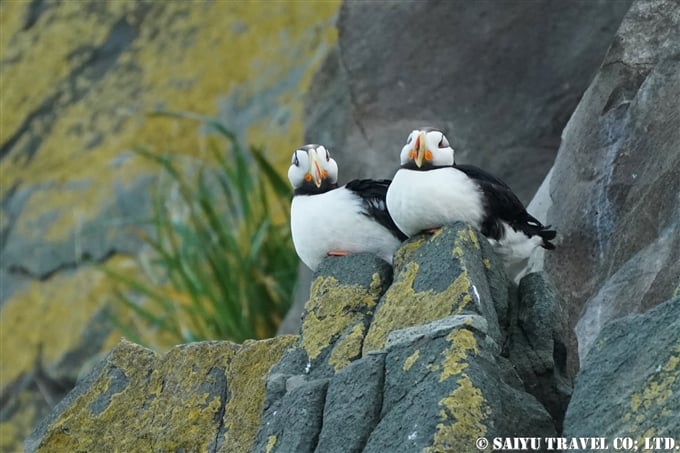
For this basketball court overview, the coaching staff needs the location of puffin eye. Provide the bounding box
[438,136,449,148]
[325,150,331,162]
[406,135,413,145]
[293,151,300,166]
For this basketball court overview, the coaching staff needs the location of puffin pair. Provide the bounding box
[288,128,555,271]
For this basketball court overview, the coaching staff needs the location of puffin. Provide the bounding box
[385,127,555,265]
[288,144,407,271]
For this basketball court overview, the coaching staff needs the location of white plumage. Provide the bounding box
[291,187,403,271]
[288,145,405,271]
[386,128,555,265]
[386,167,484,237]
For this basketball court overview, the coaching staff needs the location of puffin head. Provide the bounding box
[288,144,339,193]
[400,127,454,169]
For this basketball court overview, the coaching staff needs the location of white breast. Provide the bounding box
[291,187,403,271]
[386,168,485,237]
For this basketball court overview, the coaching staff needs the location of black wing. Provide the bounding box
[344,179,408,241]
[454,165,556,249]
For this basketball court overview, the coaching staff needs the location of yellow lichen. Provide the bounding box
[403,349,420,372]
[266,435,278,453]
[221,336,297,453]
[328,323,366,371]
[0,256,145,390]
[301,275,381,361]
[439,329,479,382]
[362,263,472,353]
[457,225,480,250]
[624,344,679,445]
[482,258,492,270]
[425,374,489,453]
[1,1,341,446]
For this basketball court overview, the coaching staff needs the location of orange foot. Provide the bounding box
[327,251,349,256]
[422,227,441,234]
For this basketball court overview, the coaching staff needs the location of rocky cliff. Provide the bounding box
[26,224,567,452]
[26,223,680,452]
[0,2,340,449]
[8,0,680,450]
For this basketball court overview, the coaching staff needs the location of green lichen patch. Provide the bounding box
[301,274,381,361]
[403,349,420,372]
[439,329,479,382]
[623,344,679,440]
[362,263,472,353]
[143,341,240,453]
[426,374,490,453]
[29,339,158,452]
[266,435,278,453]
[328,323,366,371]
[425,328,489,452]
[221,335,297,453]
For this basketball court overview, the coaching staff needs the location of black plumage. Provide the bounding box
[345,179,408,241]
[454,164,556,249]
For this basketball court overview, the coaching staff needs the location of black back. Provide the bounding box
[345,179,408,241]
[454,164,556,249]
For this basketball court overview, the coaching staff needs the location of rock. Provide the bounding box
[300,253,393,377]
[306,0,632,204]
[363,224,506,352]
[26,336,297,453]
[507,272,571,430]
[563,296,680,443]
[27,223,566,451]
[314,354,385,453]
[0,1,340,446]
[364,316,555,452]
[539,0,680,375]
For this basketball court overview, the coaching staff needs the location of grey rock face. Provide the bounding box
[306,0,632,204]
[257,224,563,452]
[507,272,571,430]
[540,0,680,374]
[29,223,569,451]
[564,296,680,443]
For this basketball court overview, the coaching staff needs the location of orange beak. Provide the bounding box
[413,131,428,168]
[307,150,324,188]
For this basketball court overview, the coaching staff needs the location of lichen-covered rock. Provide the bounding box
[0,2,340,446]
[364,316,555,452]
[27,222,567,451]
[255,223,561,452]
[300,254,393,376]
[534,0,680,375]
[25,336,297,453]
[363,225,505,353]
[563,296,680,443]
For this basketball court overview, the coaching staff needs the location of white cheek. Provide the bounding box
[327,159,339,183]
[400,144,412,165]
[288,165,304,187]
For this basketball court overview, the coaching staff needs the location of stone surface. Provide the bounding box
[300,253,393,377]
[535,0,680,375]
[306,0,632,203]
[26,223,571,451]
[564,296,680,444]
[364,317,555,453]
[363,225,505,353]
[507,272,571,430]
[25,336,297,453]
[314,354,385,453]
[0,2,340,447]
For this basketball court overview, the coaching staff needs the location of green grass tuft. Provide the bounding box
[103,113,297,345]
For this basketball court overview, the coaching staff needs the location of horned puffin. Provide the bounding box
[288,144,407,271]
[385,127,555,264]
